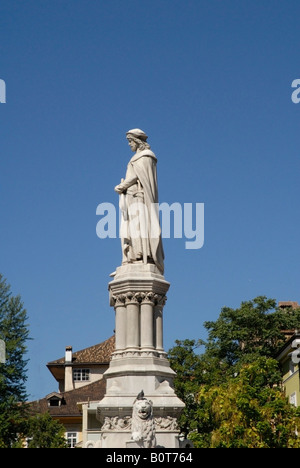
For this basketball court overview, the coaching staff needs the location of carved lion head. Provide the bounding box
[133,398,153,421]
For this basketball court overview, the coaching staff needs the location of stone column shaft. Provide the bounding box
[140,301,154,350]
[115,304,126,351]
[126,301,140,349]
[155,306,164,351]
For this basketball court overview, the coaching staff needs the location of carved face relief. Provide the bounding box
[127,137,138,153]
[134,399,152,420]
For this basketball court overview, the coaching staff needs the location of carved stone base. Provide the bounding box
[100,415,179,433]
[97,416,182,449]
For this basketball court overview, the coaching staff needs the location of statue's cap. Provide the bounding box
[126,128,148,141]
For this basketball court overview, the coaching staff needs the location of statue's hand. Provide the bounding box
[114,184,124,194]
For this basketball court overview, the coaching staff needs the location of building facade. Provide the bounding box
[275,301,300,407]
[276,332,300,407]
[30,336,115,447]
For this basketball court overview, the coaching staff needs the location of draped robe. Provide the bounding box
[118,149,164,274]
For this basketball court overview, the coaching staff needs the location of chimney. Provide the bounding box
[65,345,73,363]
[64,346,74,392]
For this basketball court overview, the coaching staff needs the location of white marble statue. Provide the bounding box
[114,129,164,274]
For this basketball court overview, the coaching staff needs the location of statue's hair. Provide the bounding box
[128,135,151,151]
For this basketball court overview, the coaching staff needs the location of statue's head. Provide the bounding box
[133,397,153,421]
[126,128,150,152]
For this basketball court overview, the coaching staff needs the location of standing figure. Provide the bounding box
[114,129,164,274]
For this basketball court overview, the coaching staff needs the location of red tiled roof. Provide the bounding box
[48,335,115,366]
[30,379,107,417]
[278,301,300,310]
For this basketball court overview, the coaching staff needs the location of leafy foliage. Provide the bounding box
[168,339,205,437]
[26,412,68,448]
[204,297,300,365]
[168,296,300,448]
[0,274,30,447]
[195,359,300,448]
[0,274,68,448]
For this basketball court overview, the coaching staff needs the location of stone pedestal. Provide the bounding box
[96,263,185,448]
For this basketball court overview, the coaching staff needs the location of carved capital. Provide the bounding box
[125,291,140,304]
[154,294,167,307]
[141,292,155,305]
[112,293,126,307]
[112,291,167,307]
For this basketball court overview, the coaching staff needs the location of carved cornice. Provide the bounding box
[109,274,170,298]
[111,349,167,359]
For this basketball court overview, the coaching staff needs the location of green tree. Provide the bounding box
[168,339,205,437]
[26,412,68,448]
[168,296,300,447]
[0,274,30,448]
[168,339,231,440]
[194,359,300,448]
[204,296,300,369]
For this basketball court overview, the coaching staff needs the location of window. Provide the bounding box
[290,392,297,407]
[46,393,62,407]
[48,398,60,407]
[73,368,90,382]
[66,432,77,448]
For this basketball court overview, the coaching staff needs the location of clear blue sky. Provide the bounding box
[1,0,299,400]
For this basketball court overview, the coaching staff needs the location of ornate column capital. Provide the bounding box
[154,294,167,308]
[140,291,155,305]
[117,291,167,306]
[125,291,140,305]
[111,293,126,307]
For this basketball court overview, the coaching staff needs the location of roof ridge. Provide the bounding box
[29,379,107,416]
[72,335,115,356]
[47,335,115,365]
[60,378,106,396]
